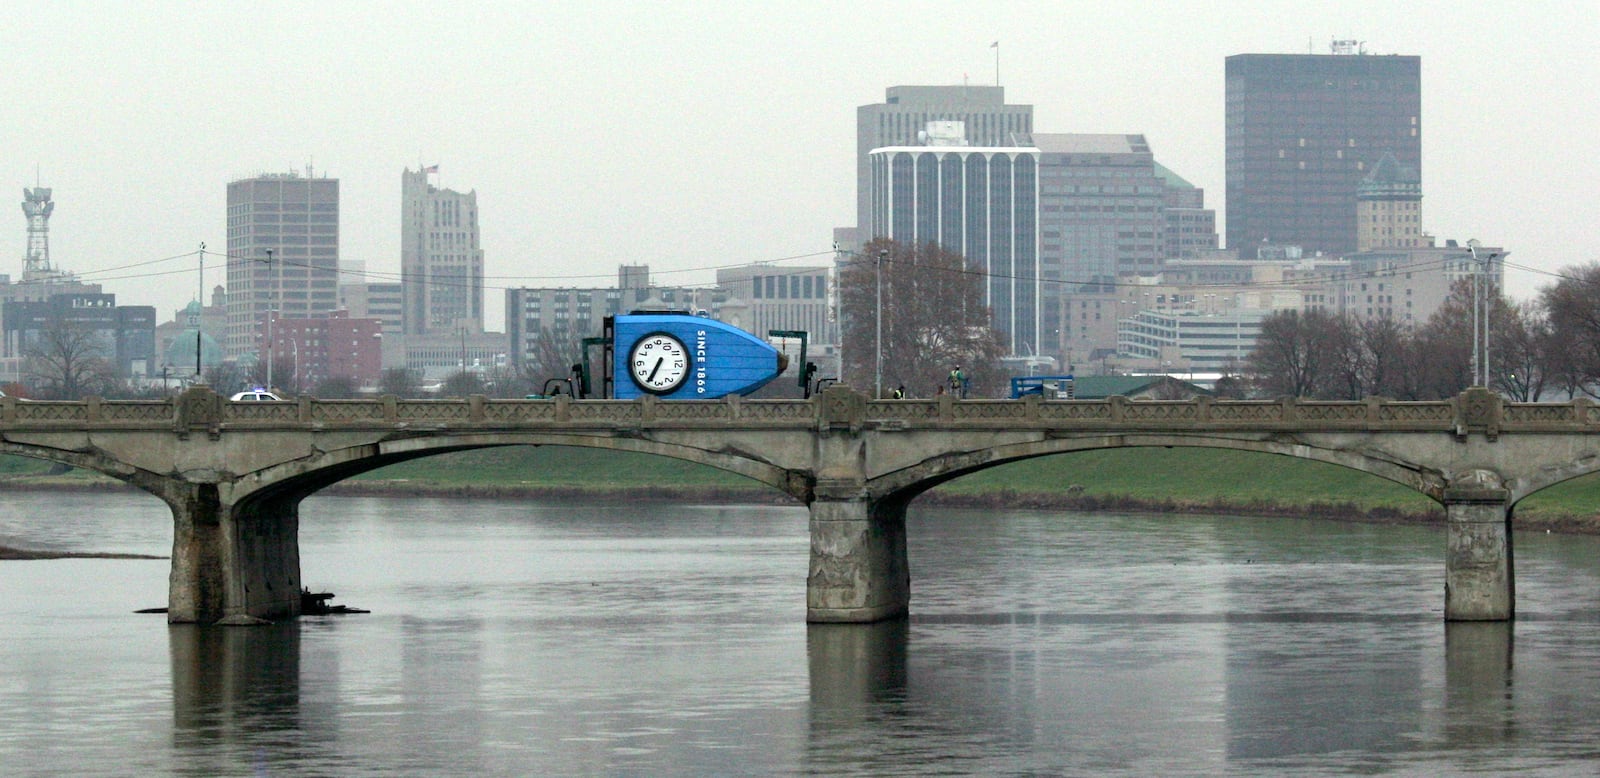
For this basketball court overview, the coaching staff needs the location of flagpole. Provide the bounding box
[993,41,1000,86]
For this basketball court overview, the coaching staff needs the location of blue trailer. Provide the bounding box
[1009,375,1075,400]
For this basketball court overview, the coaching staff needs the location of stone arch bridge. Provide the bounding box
[3,385,1594,625]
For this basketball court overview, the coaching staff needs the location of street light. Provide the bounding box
[1466,239,1499,388]
[265,308,276,392]
[193,243,206,383]
[264,249,275,391]
[875,248,887,399]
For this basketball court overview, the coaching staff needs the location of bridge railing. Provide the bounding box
[1,388,1596,433]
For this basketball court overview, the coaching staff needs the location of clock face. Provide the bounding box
[628,332,692,394]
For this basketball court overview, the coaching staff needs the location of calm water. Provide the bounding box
[4,490,1600,776]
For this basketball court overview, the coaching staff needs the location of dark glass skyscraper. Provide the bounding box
[1225,51,1420,257]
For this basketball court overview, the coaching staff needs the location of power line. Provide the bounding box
[59,242,1541,307]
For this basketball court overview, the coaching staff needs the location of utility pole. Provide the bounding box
[194,243,205,382]
[265,248,275,392]
[875,248,887,399]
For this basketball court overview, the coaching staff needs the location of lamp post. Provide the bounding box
[264,248,274,391]
[875,248,887,399]
[193,243,205,383]
[1466,239,1498,387]
[265,309,275,392]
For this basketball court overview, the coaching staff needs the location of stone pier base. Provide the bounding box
[166,485,302,625]
[806,492,909,623]
[1443,488,1513,621]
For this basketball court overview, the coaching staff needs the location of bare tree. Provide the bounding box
[23,312,118,399]
[440,370,485,397]
[1493,297,1548,401]
[313,375,361,399]
[524,326,585,385]
[203,362,250,397]
[379,367,422,398]
[1415,277,1521,399]
[1247,309,1344,398]
[839,239,1008,397]
[1538,263,1600,397]
[1357,316,1414,399]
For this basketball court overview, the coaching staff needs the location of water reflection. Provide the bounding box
[398,616,487,774]
[6,497,1600,774]
[1444,621,1515,747]
[169,623,307,773]
[805,620,911,775]
[807,619,909,708]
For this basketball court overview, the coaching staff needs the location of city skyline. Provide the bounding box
[1,2,1594,330]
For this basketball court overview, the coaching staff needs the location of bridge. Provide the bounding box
[2,385,1594,625]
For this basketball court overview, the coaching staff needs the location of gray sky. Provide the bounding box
[2,0,1594,330]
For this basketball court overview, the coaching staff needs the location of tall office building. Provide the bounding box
[225,171,340,358]
[855,85,1033,243]
[1355,150,1424,252]
[1036,134,1167,290]
[868,122,1040,354]
[1157,162,1219,261]
[1225,45,1420,257]
[1034,134,1217,358]
[402,166,484,336]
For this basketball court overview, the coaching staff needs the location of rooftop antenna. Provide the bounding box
[20,181,56,281]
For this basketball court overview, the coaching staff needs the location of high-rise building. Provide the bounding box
[225,171,340,358]
[1225,45,1421,257]
[868,123,1041,355]
[1033,134,1217,358]
[402,166,483,336]
[1356,151,1425,252]
[1035,134,1166,290]
[1156,162,1220,261]
[855,85,1033,245]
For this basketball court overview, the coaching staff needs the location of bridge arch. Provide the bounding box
[232,431,808,509]
[0,440,187,509]
[865,433,1448,507]
[1503,462,1600,508]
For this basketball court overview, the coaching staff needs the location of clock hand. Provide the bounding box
[647,357,663,382]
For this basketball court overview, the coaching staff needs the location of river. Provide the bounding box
[3,490,1600,776]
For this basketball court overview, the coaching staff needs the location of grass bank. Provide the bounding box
[3,446,1598,533]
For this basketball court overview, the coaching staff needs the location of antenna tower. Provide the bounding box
[21,186,56,281]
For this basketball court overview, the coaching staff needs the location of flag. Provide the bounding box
[423,164,439,174]
[990,41,998,48]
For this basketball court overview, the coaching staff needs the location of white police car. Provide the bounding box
[229,389,283,402]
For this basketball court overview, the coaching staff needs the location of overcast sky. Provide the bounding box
[2,1,1594,330]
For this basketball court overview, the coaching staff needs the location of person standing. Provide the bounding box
[949,365,967,398]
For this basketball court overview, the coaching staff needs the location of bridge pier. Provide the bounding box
[1443,488,1513,621]
[806,489,910,623]
[165,484,302,625]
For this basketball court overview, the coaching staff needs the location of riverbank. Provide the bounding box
[3,445,1598,534]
